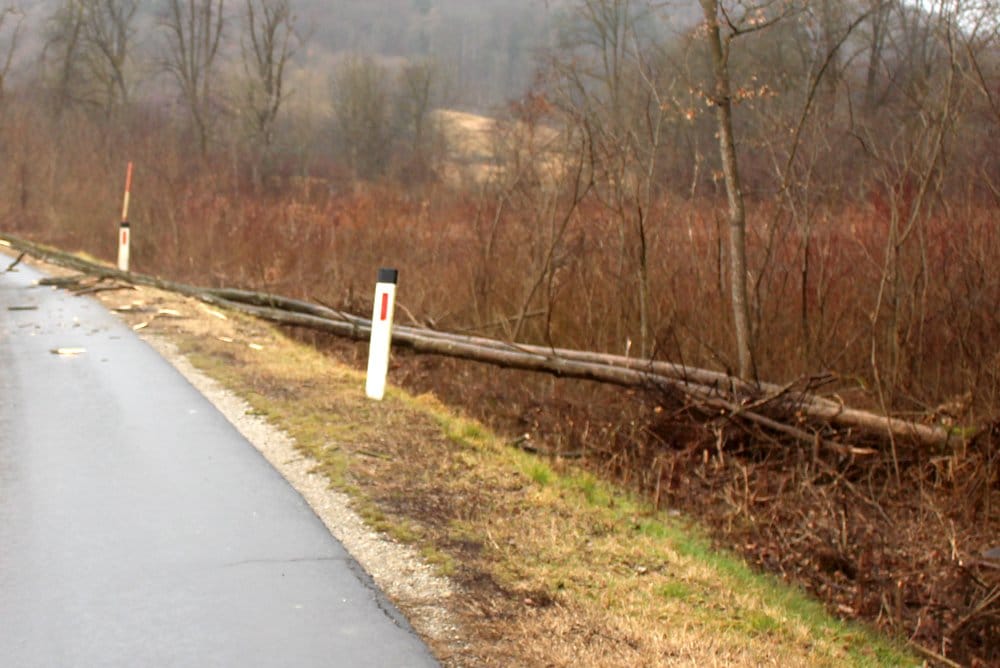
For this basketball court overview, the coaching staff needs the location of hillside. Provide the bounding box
[6,0,704,111]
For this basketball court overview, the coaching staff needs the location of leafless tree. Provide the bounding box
[746,4,877,368]
[956,0,1000,203]
[0,4,23,102]
[394,58,443,180]
[161,0,226,155]
[42,1,86,111]
[478,94,593,345]
[863,0,894,110]
[41,0,138,115]
[699,0,752,379]
[854,1,970,476]
[80,0,137,113]
[548,0,677,358]
[331,55,392,179]
[240,0,297,152]
[698,0,798,380]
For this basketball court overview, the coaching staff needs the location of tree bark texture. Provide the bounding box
[700,0,755,381]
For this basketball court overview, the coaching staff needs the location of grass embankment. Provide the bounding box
[105,283,916,667]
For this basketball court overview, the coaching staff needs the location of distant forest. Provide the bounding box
[296,0,703,110]
[8,0,705,112]
[298,0,564,110]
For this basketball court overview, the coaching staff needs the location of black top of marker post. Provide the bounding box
[377,268,398,284]
[120,221,130,228]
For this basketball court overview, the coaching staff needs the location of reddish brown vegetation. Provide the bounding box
[2,89,998,667]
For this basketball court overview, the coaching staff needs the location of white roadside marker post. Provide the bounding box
[118,222,130,272]
[365,268,398,401]
[117,162,133,272]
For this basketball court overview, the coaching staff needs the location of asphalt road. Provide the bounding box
[0,260,438,667]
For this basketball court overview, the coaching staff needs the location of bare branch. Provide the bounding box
[160,0,226,154]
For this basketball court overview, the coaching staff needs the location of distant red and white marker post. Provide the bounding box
[117,162,133,272]
[365,268,398,401]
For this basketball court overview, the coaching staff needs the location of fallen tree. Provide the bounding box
[1,232,964,450]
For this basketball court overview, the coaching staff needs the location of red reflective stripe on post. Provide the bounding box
[121,162,133,222]
[121,230,128,245]
[380,293,389,321]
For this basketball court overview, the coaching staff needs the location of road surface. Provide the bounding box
[0,260,437,667]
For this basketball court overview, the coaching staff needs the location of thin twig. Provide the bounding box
[4,251,25,272]
[907,641,963,668]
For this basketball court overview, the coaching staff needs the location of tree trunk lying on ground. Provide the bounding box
[1,232,961,450]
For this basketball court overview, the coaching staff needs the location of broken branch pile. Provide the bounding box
[1,232,965,451]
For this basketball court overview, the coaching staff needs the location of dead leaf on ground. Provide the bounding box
[50,347,86,356]
[199,304,227,320]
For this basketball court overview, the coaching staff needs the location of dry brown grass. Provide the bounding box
[432,108,565,186]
